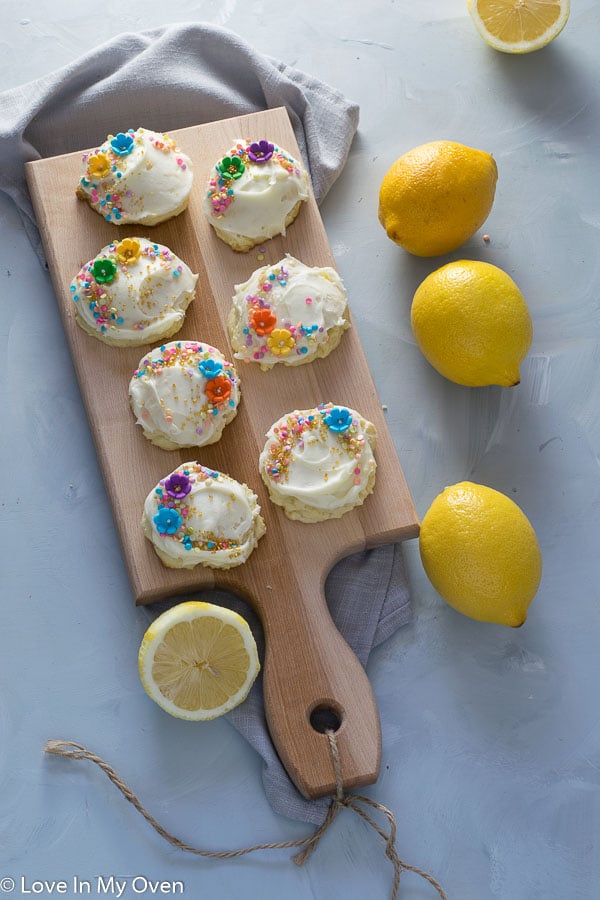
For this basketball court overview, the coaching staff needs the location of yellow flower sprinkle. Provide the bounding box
[267,328,295,357]
[87,152,111,179]
[115,238,141,264]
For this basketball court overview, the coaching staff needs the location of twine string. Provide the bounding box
[44,736,446,899]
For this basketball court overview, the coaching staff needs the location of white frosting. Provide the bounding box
[77,127,193,225]
[203,138,310,243]
[229,255,350,367]
[129,341,240,448]
[70,238,197,345]
[143,462,265,569]
[259,404,377,520]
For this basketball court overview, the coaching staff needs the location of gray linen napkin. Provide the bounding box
[0,22,412,825]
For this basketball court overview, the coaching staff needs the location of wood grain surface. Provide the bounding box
[25,107,419,799]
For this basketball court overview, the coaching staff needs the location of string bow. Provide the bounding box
[44,733,446,900]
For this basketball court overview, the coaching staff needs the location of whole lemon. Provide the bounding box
[419,482,542,626]
[378,141,498,257]
[411,260,532,387]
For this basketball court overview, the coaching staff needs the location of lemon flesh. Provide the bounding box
[467,0,570,54]
[420,482,542,626]
[411,259,533,387]
[138,601,260,720]
[378,141,497,257]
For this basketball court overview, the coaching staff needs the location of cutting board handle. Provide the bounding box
[258,575,381,800]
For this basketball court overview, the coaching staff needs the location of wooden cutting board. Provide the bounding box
[25,107,419,800]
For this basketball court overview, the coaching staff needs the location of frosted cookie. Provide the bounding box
[129,341,240,450]
[70,238,197,346]
[203,138,310,251]
[259,403,377,523]
[76,127,193,225]
[228,255,351,369]
[143,462,265,570]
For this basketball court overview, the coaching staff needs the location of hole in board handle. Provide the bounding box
[310,705,343,734]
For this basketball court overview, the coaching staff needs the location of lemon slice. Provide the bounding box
[467,0,570,53]
[138,601,260,720]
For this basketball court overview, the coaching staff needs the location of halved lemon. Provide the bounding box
[467,0,570,53]
[138,601,260,720]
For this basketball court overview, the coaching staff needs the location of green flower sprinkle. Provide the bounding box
[218,155,245,180]
[92,258,117,284]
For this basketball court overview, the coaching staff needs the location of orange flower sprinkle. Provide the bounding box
[267,328,295,357]
[114,238,141,264]
[250,308,277,336]
[205,375,232,404]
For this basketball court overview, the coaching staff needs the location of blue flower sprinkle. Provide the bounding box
[110,132,135,156]
[324,406,352,433]
[198,358,224,379]
[154,506,182,535]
